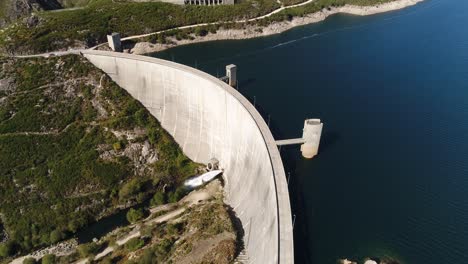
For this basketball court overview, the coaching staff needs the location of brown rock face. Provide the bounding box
[1,0,62,26]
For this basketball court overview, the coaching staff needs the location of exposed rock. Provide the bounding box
[24,14,41,27]
[0,0,62,26]
[0,77,15,93]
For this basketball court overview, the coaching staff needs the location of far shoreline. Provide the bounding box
[124,0,425,55]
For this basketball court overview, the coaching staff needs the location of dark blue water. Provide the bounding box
[152,0,468,263]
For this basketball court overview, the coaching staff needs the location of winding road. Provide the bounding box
[91,0,315,49]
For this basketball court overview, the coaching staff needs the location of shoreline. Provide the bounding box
[127,0,424,55]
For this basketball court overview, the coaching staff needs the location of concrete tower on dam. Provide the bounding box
[81,50,294,264]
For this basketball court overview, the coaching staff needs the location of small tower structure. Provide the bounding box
[226,64,237,87]
[300,119,323,158]
[107,33,122,52]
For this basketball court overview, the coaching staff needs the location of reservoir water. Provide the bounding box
[152,0,468,263]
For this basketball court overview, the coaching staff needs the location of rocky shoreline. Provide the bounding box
[127,0,424,55]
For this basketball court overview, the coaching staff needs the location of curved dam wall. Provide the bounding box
[82,50,293,264]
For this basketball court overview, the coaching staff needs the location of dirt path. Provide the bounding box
[13,0,425,58]
[110,0,314,43]
[92,184,218,261]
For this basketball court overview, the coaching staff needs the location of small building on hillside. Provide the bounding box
[143,0,234,5]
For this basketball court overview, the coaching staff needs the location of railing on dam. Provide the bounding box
[81,50,294,264]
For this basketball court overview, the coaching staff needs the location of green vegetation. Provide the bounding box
[0,0,397,54]
[0,0,400,54]
[0,0,279,54]
[125,237,145,251]
[82,180,238,264]
[188,201,235,237]
[266,0,396,22]
[0,55,198,260]
[76,242,99,258]
[0,0,9,19]
[0,241,15,258]
[59,0,91,8]
[40,254,55,264]
[150,191,166,206]
[126,208,145,223]
[168,186,188,203]
[22,257,37,264]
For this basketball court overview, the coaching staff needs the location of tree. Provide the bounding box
[195,27,208,37]
[23,257,37,264]
[125,237,145,251]
[119,179,143,200]
[147,127,160,145]
[168,187,187,203]
[134,109,148,126]
[150,191,166,206]
[157,34,167,44]
[49,229,65,244]
[0,241,15,258]
[77,242,99,258]
[41,254,55,264]
[126,208,144,224]
[139,247,157,264]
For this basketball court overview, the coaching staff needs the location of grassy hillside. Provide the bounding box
[0,0,90,26]
[50,180,239,263]
[0,55,198,260]
[0,0,279,54]
[0,0,398,54]
[264,0,398,23]
[59,0,91,8]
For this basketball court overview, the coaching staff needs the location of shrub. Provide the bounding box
[49,229,65,244]
[41,254,55,264]
[126,208,144,223]
[0,241,15,258]
[168,187,187,203]
[139,247,157,264]
[134,109,148,126]
[195,27,208,37]
[157,34,167,44]
[147,128,160,145]
[155,238,173,259]
[113,142,122,151]
[23,257,37,264]
[150,191,166,206]
[125,237,145,251]
[77,242,99,258]
[119,178,143,200]
[166,222,183,235]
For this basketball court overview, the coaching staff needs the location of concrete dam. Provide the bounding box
[82,50,294,263]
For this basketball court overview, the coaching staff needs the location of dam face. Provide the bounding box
[82,50,293,264]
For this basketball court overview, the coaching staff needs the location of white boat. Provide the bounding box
[184,170,223,188]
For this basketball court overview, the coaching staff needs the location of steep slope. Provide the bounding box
[0,0,90,27]
[0,55,199,261]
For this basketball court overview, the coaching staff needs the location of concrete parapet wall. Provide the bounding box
[81,50,293,264]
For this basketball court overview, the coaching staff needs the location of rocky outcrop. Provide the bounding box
[0,0,62,26]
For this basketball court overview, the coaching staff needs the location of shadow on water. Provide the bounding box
[238,78,257,89]
[246,99,319,264]
[241,94,286,141]
[280,147,314,264]
[319,131,341,155]
[76,199,151,243]
[76,208,129,244]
